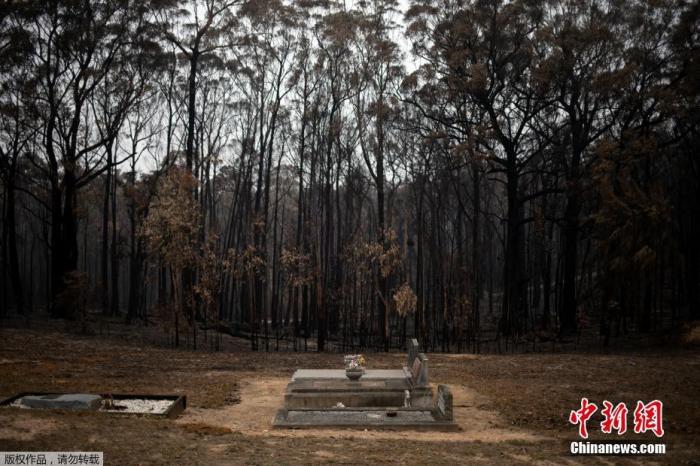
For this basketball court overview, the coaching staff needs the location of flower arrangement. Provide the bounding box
[344,354,366,370]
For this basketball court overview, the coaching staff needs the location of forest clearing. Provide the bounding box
[1,319,699,464]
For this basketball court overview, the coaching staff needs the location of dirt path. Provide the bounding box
[178,375,546,443]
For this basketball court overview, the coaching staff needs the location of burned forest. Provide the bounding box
[1,0,699,354]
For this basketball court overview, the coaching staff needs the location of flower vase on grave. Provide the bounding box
[344,354,366,381]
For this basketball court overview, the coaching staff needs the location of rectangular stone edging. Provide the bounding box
[272,409,459,431]
[272,408,459,430]
[0,392,187,419]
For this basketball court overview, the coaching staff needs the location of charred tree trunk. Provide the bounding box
[501,157,525,337]
[560,191,580,335]
[4,153,24,314]
[101,152,111,315]
[110,161,120,316]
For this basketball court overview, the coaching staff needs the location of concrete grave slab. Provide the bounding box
[273,341,455,429]
[436,384,454,421]
[273,408,458,430]
[20,394,102,411]
[2,392,187,418]
[291,369,407,381]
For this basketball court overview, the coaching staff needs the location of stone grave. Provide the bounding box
[1,393,187,418]
[273,339,457,429]
[19,394,103,411]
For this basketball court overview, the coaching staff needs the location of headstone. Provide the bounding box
[411,357,422,382]
[406,338,420,368]
[435,385,453,421]
[20,394,103,411]
[413,353,429,387]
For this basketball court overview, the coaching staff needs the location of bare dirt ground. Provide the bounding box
[0,321,698,465]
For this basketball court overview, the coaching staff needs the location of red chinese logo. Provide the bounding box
[600,401,628,435]
[569,398,598,439]
[633,400,664,438]
[570,399,664,438]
